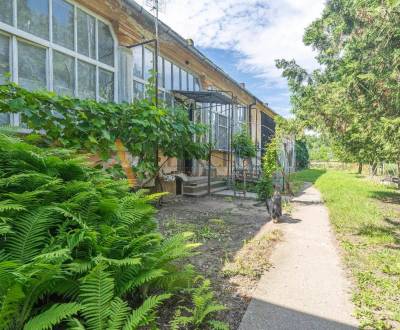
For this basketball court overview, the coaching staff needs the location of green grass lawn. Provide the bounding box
[295,169,400,329]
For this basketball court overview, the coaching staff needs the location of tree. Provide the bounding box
[277,0,400,177]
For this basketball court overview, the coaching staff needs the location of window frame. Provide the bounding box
[0,0,118,122]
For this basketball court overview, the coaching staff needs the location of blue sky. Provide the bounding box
[199,47,291,115]
[138,0,325,117]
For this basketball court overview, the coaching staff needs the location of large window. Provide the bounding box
[52,0,74,50]
[172,64,180,90]
[18,41,47,91]
[17,0,49,40]
[0,1,13,25]
[0,0,116,109]
[131,46,201,105]
[53,51,74,96]
[77,9,96,59]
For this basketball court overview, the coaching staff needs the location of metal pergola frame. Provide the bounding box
[172,89,237,195]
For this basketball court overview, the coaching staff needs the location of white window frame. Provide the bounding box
[0,0,118,125]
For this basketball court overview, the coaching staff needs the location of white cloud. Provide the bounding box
[138,0,325,115]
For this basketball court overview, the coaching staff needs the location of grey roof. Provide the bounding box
[124,0,277,117]
[172,90,235,105]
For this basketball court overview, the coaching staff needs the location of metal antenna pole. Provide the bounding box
[154,0,159,108]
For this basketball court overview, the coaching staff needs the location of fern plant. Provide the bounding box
[0,132,199,329]
[170,277,229,330]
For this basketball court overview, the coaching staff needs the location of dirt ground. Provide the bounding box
[156,196,283,329]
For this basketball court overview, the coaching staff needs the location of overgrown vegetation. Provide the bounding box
[0,133,226,329]
[299,169,400,329]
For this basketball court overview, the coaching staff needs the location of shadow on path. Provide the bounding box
[240,299,358,330]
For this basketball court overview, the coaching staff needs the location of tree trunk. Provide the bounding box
[397,161,400,189]
[357,162,363,174]
[371,162,377,176]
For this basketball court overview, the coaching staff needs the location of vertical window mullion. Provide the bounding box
[95,66,99,101]
[95,19,98,61]
[74,57,78,97]
[12,0,17,27]
[48,48,53,91]
[73,5,78,96]
[49,0,53,43]
[74,4,77,52]
[95,19,98,100]
[12,36,18,125]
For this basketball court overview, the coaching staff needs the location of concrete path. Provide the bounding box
[239,185,358,330]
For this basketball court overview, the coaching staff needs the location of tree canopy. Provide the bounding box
[277,0,400,170]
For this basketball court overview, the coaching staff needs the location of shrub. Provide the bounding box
[256,138,280,200]
[0,132,201,329]
[295,139,309,170]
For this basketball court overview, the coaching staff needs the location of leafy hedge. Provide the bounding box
[0,132,223,329]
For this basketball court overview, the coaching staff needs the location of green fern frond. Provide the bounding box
[122,294,171,330]
[117,269,167,296]
[0,222,12,235]
[79,265,114,330]
[33,249,71,263]
[107,298,130,330]
[0,283,25,330]
[170,309,193,330]
[67,317,86,330]
[95,256,141,268]
[6,208,61,263]
[208,320,230,330]
[0,200,25,213]
[67,260,95,274]
[23,303,81,330]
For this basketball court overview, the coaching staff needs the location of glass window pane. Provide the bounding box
[172,64,180,90]
[78,60,95,99]
[77,9,96,59]
[0,34,10,84]
[17,0,49,40]
[188,74,194,91]
[18,41,46,91]
[133,80,144,100]
[194,77,200,91]
[0,0,13,25]
[143,48,153,81]
[157,56,163,88]
[132,46,142,79]
[98,21,114,66]
[181,70,187,91]
[52,0,74,50]
[164,59,171,90]
[99,68,114,102]
[53,51,74,96]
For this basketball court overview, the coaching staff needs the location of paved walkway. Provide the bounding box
[239,185,358,330]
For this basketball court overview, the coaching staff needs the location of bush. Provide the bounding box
[256,176,274,200]
[256,138,280,200]
[0,133,202,329]
[295,140,309,170]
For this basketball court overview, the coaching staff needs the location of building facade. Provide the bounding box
[0,0,279,190]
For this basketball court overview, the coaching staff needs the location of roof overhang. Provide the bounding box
[172,90,235,105]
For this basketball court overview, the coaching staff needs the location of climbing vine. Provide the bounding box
[0,82,208,179]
